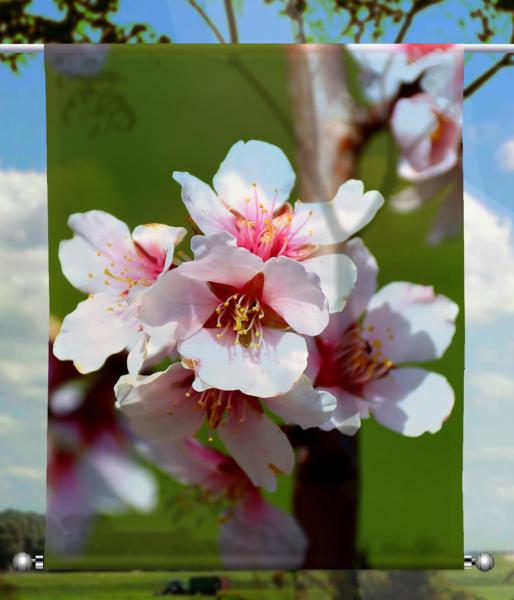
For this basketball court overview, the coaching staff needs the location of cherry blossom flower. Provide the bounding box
[47,346,157,554]
[391,92,461,180]
[140,437,308,569]
[173,140,384,311]
[115,362,336,492]
[307,239,458,437]
[53,210,186,374]
[348,44,459,106]
[139,233,330,397]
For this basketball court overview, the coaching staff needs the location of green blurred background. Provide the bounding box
[45,45,463,569]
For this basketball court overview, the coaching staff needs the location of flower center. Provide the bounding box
[430,111,445,144]
[215,293,265,348]
[315,323,394,394]
[206,275,289,347]
[97,241,165,292]
[225,184,317,261]
[180,383,260,438]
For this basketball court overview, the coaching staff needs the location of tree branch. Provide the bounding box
[224,0,239,43]
[394,0,442,43]
[463,53,513,98]
[187,0,226,44]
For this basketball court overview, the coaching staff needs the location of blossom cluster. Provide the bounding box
[53,139,458,566]
[350,44,463,243]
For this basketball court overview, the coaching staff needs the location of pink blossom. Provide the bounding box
[141,437,307,569]
[307,239,458,437]
[46,347,156,553]
[139,234,330,397]
[391,92,461,179]
[173,140,384,311]
[53,210,186,374]
[115,362,335,492]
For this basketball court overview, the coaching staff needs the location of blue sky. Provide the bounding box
[1,1,514,553]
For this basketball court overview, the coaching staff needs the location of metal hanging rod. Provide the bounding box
[1,43,514,54]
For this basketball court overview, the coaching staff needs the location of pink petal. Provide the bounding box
[290,179,384,245]
[262,256,328,336]
[179,240,263,288]
[139,269,218,338]
[364,367,455,437]
[59,236,112,294]
[265,375,337,429]
[213,140,295,212]
[364,282,459,363]
[115,364,204,441]
[178,327,308,398]
[173,171,232,236]
[301,253,357,313]
[53,294,138,373]
[219,404,294,492]
[318,386,365,435]
[139,438,223,488]
[131,224,186,272]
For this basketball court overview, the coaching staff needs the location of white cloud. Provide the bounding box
[0,169,47,512]
[498,138,514,172]
[0,466,44,481]
[465,191,514,323]
[465,445,514,461]
[469,370,514,402]
[0,413,19,435]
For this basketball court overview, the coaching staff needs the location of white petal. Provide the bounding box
[126,332,147,375]
[190,232,236,259]
[141,438,222,487]
[50,382,85,416]
[173,171,232,236]
[315,239,378,349]
[292,180,384,245]
[68,209,132,252]
[262,257,328,336]
[53,294,136,373]
[131,223,186,271]
[265,375,336,429]
[115,364,204,441]
[213,140,295,211]
[219,500,307,569]
[179,240,263,288]
[88,441,157,512]
[341,238,379,325]
[58,236,110,294]
[365,282,459,363]
[318,386,365,435]
[178,327,308,398]
[302,253,357,313]
[364,367,455,437]
[391,96,436,171]
[219,405,294,492]
[139,269,218,337]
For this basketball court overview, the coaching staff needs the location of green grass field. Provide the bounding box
[444,553,514,600]
[3,556,514,600]
[0,571,297,600]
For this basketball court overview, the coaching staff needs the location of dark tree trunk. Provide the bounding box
[286,46,365,596]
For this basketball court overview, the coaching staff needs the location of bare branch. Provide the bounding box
[394,0,443,43]
[463,53,513,98]
[224,0,239,43]
[187,0,226,44]
[464,14,514,99]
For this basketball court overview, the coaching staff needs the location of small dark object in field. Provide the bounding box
[188,576,224,595]
[158,579,185,595]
